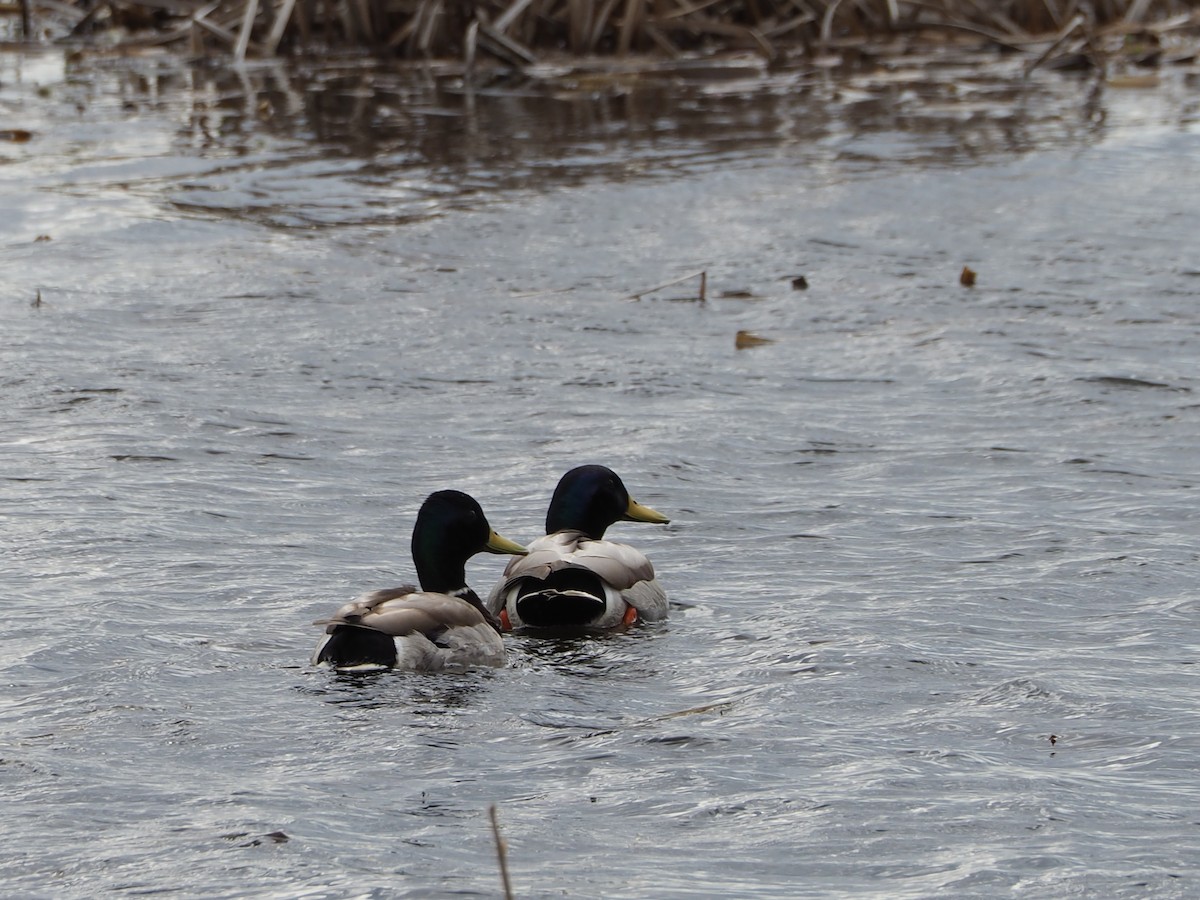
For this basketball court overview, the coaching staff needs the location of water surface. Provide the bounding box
[2,47,1199,898]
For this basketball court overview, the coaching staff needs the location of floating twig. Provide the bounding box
[627,269,707,301]
[648,700,735,721]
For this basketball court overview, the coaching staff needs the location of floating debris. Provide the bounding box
[628,270,706,302]
[959,265,977,287]
[790,275,809,291]
[649,700,736,721]
[735,330,774,349]
[1082,375,1184,391]
[224,830,290,847]
[1107,73,1162,88]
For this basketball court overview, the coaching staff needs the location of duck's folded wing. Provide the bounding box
[568,540,656,590]
[313,585,419,624]
[485,532,582,611]
[621,577,669,621]
[485,531,660,612]
[315,590,486,635]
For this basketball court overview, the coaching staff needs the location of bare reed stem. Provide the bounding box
[627,270,708,300]
[489,804,514,900]
[50,0,1200,65]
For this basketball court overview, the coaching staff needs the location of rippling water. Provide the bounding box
[3,47,1199,898]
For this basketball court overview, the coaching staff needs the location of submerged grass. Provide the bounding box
[8,0,1200,69]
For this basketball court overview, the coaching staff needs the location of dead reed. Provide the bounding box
[14,0,1200,67]
[488,804,514,900]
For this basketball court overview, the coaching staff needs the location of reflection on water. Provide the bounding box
[171,55,1111,228]
[299,669,497,712]
[2,46,1160,231]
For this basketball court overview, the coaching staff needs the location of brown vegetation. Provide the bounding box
[11,0,1200,67]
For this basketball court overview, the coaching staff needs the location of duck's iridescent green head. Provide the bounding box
[545,465,670,539]
[412,490,526,593]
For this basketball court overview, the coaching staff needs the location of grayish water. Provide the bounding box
[3,47,1199,898]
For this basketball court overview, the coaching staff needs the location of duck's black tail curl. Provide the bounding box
[515,569,607,627]
[315,625,398,669]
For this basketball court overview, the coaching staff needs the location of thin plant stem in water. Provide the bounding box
[489,804,514,900]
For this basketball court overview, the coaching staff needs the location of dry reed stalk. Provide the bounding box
[234,0,259,59]
[643,19,682,52]
[1124,0,1154,21]
[488,805,514,900]
[818,0,844,46]
[587,0,623,47]
[567,0,592,50]
[264,0,298,51]
[193,11,239,46]
[291,0,310,45]
[955,0,1024,36]
[55,0,1200,65]
[495,0,536,32]
[478,20,538,62]
[385,12,416,47]
[40,0,94,33]
[320,0,335,42]
[1023,11,1085,74]
[463,17,478,68]
[360,0,380,42]
[617,0,640,52]
[657,0,731,21]
[417,0,444,53]
[334,0,355,44]
[764,11,816,39]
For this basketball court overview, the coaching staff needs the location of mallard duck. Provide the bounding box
[486,465,670,630]
[312,490,527,672]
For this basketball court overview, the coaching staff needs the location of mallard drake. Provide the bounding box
[486,465,670,630]
[312,490,527,672]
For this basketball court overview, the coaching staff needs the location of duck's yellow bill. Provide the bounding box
[486,529,528,555]
[625,498,670,525]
